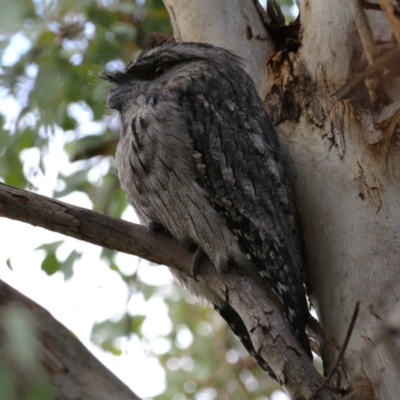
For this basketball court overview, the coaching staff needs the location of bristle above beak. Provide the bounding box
[101,70,132,85]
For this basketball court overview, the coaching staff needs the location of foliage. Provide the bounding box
[0,0,298,399]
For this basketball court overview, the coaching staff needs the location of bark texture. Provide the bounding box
[0,280,141,400]
[162,0,400,398]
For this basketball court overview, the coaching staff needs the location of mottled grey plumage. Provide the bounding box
[104,42,311,371]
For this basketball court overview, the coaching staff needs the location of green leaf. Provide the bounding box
[112,22,137,41]
[36,30,57,47]
[0,155,25,186]
[41,253,59,276]
[60,250,81,280]
[130,315,146,332]
[91,314,147,355]
[54,169,90,198]
[101,247,116,262]
[6,258,13,271]
[35,240,64,253]
[86,7,116,28]
[100,342,122,356]
[36,240,64,276]
[142,284,158,301]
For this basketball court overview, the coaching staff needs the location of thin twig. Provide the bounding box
[362,0,382,10]
[348,0,379,65]
[334,48,400,100]
[309,302,360,400]
[252,0,272,26]
[378,0,400,45]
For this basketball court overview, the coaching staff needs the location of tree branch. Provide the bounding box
[0,182,190,272]
[378,0,400,45]
[0,280,142,400]
[334,48,400,100]
[309,302,360,399]
[0,182,338,399]
[348,0,379,65]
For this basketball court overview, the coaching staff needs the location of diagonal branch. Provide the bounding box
[334,48,400,100]
[0,182,339,399]
[0,182,191,272]
[378,0,400,45]
[0,280,142,400]
[309,302,360,399]
[348,0,379,65]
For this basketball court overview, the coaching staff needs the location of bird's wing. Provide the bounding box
[182,92,311,355]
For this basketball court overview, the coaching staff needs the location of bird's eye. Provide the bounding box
[154,64,169,78]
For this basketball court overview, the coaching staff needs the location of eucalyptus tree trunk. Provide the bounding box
[162,0,400,398]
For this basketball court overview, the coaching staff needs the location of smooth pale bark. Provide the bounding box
[163,0,400,398]
[163,0,271,99]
